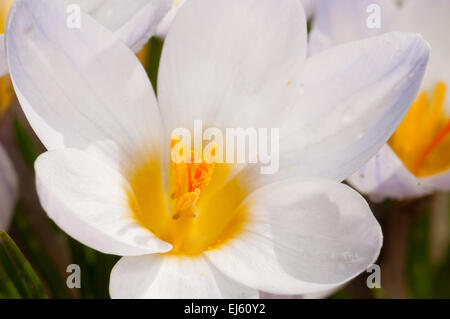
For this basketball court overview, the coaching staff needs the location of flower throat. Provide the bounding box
[389,82,450,177]
[127,136,247,256]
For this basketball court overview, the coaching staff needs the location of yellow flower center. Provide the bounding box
[0,0,15,114]
[0,75,13,114]
[127,136,247,256]
[0,0,13,34]
[389,82,450,177]
[136,45,148,66]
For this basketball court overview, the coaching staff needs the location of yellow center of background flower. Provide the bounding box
[389,82,450,177]
[127,138,248,256]
[0,0,13,34]
[0,0,15,114]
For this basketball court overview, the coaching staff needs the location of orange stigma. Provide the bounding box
[412,119,450,175]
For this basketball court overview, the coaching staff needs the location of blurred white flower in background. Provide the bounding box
[0,144,18,230]
[0,0,17,232]
[310,0,450,201]
[7,0,429,298]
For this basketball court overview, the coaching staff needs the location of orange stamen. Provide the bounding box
[170,140,217,219]
[191,144,217,194]
[173,189,200,219]
[186,162,192,192]
[411,83,448,175]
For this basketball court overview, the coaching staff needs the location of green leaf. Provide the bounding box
[0,232,47,299]
[0,265,21,299]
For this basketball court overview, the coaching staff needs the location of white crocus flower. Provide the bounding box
[0,0,172,76]
[0,144,18,230]
[7,0,428,298]
[310,0,450,201]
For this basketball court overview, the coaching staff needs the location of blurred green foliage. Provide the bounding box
[10,205,69,298]
[66,237,119,298]
[0,232,47,299]
[13,117,40,168]
[407,197,450,298]
[144,37,164,95]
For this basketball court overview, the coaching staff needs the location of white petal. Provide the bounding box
[347,144,433,202]
[155,0,187,39]
[110,254,258,299]
[205,179,382,295]
[72,0,172,52]
[301,0,318,19]
[0,34,7,76]
[6,0,162,170]
[35,148,172,256]
[0,145,18,230]
[308,0,398,55]
[390,0,450,98]
[420,170,450,193]
[158,0,307,131]
[277,32,429,182]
